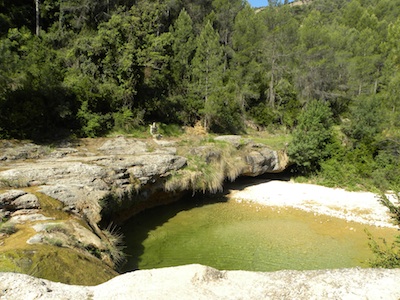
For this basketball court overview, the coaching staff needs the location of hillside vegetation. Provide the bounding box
[0,0,399,189]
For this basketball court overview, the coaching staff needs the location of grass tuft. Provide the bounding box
[0,222,17,235]
[103,224,126,268]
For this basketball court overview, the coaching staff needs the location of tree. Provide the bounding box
[288,100,333,173]
[344,95,383,150]
[35,0,40,36]
[0,28,78,139]
[191,20,224,130]
[231,4,264,110]
[260,5,298,109]
[381,19,400,128]
[168,8,196,124]
[211,0,244,71]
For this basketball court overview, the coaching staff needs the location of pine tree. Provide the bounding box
[191,20,224,130]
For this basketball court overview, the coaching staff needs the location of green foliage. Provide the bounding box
[318,144,378,190]
[367,193,400,268]
[113,107,144,133]
[366,231,400,268]
[288,100,333,173]
[77,101,112,138]
[158,123,183,137]
[0,0,398,190]
[344,95,384,148]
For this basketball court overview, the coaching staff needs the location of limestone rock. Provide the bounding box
[214,135,247,148]
[29,221,105,250]
[0,190,43,223]
[243,149,281,175]
[1,265,400,299]
[12,194,40,210]
[0,190,27,206]
[10,212,52,224]
[97,137,147,155]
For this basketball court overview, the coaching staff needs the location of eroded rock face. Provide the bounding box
[0,136,287,225]
[0,190,48,223]
[0,139,188,224]
[213,135,289,175]
[0,136,288,270]
[1,264,399,300]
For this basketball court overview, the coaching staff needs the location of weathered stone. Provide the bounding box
[97,137,147,155]
[10,213,53,224]
[12,194,40,209]
[48,148,78,158]
[0,190,27,205]
[26,233,45,244]
[31,221,105,250]
[0,136,284,225]
[214,135,248,148]
[1,265,400,299]
[243,149,279,175]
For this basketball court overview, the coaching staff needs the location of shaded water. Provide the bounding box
[121,192,396,272]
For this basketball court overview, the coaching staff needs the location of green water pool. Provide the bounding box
[120,195,396,272]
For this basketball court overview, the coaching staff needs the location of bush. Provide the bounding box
[367,193,400,268]
[288,100,334,174]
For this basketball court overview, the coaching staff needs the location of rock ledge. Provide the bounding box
[1,264,400,300]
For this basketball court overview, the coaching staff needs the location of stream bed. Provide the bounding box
[121,192,396,272]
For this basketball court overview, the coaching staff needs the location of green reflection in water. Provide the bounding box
[121,195,396,272]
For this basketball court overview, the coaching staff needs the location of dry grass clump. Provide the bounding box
[165,139,246,194]
[0,177,30,188]
[165,166,225,194]
[184,121,207,136]
[102,224,126,268]
[277,150,290,172]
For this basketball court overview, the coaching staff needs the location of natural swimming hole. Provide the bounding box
[120,192,396,273]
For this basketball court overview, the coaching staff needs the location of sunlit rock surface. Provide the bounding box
[1,264,399,299]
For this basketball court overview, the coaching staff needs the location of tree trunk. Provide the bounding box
[35,0,40,36]
[269,57,276,108]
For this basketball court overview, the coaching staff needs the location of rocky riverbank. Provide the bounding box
[228,180,395,228]
[0,136,398,299]
[0,135,288,283]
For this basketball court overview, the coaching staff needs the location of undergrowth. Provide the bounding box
[367,192,400,268]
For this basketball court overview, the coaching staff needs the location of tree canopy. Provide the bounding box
[0,0,400,188]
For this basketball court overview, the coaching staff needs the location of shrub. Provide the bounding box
[103,224,126,268]
[288,100,334,174]
[367,193,400,268]
[0,222,17,235]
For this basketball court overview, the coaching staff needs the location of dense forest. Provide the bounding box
[0,0,399,189]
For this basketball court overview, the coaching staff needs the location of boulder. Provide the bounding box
[243,149,282,175]
[12,194,40,210]
[214,135,247,148]
[0,190,27,206]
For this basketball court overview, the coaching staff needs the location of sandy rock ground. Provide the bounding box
[228,180,396,228]
[1,264,400,300]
